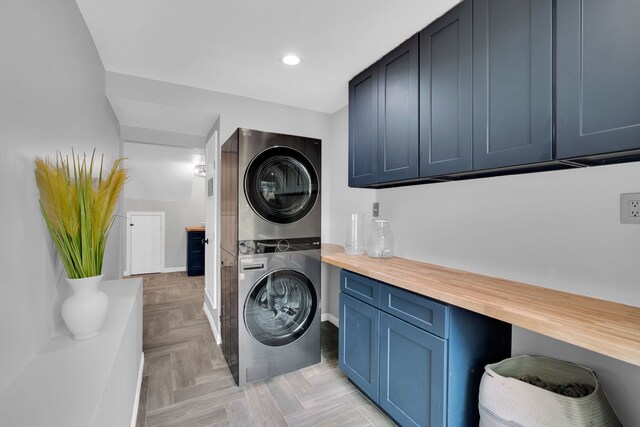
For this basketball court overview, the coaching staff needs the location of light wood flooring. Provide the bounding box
[136,272,395,427]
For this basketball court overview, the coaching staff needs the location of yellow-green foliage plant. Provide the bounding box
[35,150,126,279]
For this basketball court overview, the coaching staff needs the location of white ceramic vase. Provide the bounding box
[61,274,109,340]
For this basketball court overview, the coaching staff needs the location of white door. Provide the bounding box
[128,212,165,275]
[205,131,218,308]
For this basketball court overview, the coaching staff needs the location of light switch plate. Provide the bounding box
[620,193,640,224]
[208,178,214,197]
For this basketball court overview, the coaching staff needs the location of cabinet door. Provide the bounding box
[379,313,446,427]
[349,64,378,187]
[378,35,419,183]
[420,0,473,177]
[556,0,640,158]
[473,0,553,170]
[339,293,380,401]
[187,231,205,276]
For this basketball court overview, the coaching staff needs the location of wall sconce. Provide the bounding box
[193,164,206,177]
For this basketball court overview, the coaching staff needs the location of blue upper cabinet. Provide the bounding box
[556,0,640,159]
[377,35,420,184]
[349,0,640,187]
[472,0,553,170]
[419,0,473,177]
[348,35,419,187]
[349,64,378,186]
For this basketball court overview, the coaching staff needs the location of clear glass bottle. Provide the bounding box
[367,219,394,259]
[345,213,366,255]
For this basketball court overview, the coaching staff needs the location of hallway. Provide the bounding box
[135,272,394,426]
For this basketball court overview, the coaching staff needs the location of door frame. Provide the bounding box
[125,211,166,276]
[204,129,223,343]
[205,130,219,308]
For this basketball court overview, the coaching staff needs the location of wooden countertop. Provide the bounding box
[321,243,640,367]
[185,226,205,232]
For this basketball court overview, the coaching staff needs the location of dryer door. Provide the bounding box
[244,147,318,224]
[244,269,317,347]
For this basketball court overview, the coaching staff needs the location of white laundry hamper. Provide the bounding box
[478,355,620,426]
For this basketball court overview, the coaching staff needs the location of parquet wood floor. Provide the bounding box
[135,272,395,427]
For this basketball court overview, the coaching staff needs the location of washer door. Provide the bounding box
[244,269,317,347]
[244,147,318,224]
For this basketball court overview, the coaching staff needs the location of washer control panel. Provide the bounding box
[239,237,320,255]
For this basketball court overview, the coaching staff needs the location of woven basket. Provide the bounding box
[478,355,620,426]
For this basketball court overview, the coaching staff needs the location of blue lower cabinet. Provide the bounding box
[338,269,511,427]
[379,313,446,427]
[186,230,205,276]
[339,293,380,401]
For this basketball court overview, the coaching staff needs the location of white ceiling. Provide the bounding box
[76,0,459,114]
[109,97,216,136]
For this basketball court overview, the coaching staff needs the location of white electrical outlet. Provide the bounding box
[620,193,640,224]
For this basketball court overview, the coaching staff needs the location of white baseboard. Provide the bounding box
[203,293,221,344]
[163,266,186,273]
[130,352,145,427]
[321,313,339,327]
[123,267,185,276]
[204,288,216,309]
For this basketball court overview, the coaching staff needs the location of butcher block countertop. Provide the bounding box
[321,243,640,367]
[185,226,205,232]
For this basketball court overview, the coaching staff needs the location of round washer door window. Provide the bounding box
[244,147,318,224]
[244,269,317,347]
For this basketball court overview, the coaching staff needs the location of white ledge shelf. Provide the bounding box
[0,278,143,427]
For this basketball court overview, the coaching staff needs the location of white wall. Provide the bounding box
[106,73,335,339]
[323,107,376,322]
[105,72,331,155]
[125,181,205,271]
[376,165,640,305]
[123,142,206,271]
[0,0,121,392]
[204,118,221,338]
[324,108,640,424]
[376,162,640,425]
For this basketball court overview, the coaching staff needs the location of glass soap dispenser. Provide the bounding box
[367,219,393,259]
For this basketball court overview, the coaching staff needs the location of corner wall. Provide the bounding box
[0,0,121,392]
[325,107,640,424]
[123,142,206,271]
[106,73,337,341]
[324,107,376,322]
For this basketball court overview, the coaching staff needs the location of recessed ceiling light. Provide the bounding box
[282,54,301,66]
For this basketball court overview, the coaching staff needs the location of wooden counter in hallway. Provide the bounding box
[321,243,640,367]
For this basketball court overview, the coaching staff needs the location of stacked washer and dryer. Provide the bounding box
[220,128,321,386]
